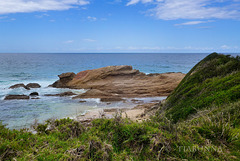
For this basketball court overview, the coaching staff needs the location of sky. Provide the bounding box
[0,0,240,53]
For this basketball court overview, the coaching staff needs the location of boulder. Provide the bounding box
[29,92,39,96]
[26,83,41,88]
[4,95,30,100]
[9,83,30,90]
[51,72,76,88]
[59,92,77,97]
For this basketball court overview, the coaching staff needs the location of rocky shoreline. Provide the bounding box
[3,65,184,122]
[4,65,185,102]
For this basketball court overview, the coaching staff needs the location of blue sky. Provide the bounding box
[0,0,240,53]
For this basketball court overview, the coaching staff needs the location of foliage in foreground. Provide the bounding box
[0,53,239,160]
[0,100,240,160]
[164,52,240,123]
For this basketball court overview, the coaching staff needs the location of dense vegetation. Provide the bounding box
[165,52,240,123]
[0,53,239,160]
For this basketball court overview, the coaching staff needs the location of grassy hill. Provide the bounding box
[0,53,239,160]
[164,52,240,123]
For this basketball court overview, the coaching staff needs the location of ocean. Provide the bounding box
[0,53,232,129]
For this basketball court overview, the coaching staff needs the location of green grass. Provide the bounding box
[1,100,239,160]
[0,53,239,160]
[164,53,240,123]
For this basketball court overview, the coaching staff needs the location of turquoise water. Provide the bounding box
[0,53,225,129]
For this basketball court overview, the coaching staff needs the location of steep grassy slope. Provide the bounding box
[164,53,240,123]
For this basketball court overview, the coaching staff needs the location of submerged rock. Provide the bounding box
[4,95,30,100]
[100,97,124,102]
[26,83,41,88]
[73,89,124,102]
[44,91,77,97]
[31,97,40,99]
[58,92,77,97]
[131,99,144,104]
[9,83,30,90]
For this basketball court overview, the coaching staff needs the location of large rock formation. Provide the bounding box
[51,65,185,99]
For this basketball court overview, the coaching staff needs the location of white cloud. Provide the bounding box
[126,0,155,6]
[115,46,216,52]
[220,45,239,51]
[0,16,8,19]
[175,20,213,26]
[127,0,140,6]
[127,0,240,20]
[87,16,97,21]
[35,13,49,18]
[221,45,231,49]
[0,0,90,15]
[0,16,16,21]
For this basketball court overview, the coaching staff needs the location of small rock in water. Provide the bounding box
[4,95,30,100]
[26,83,41,88]
[31,97,40,100]
[100,97,124,102]
[59,92,77,97]
[9,83,30,90]
[29,92,39,96]
[79,100,87,103]
[131,99,144,104]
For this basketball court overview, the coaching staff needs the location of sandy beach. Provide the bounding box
[76,101,162,125]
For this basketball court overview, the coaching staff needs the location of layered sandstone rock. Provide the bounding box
[50,65,185,99]
[50,72,76,88]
